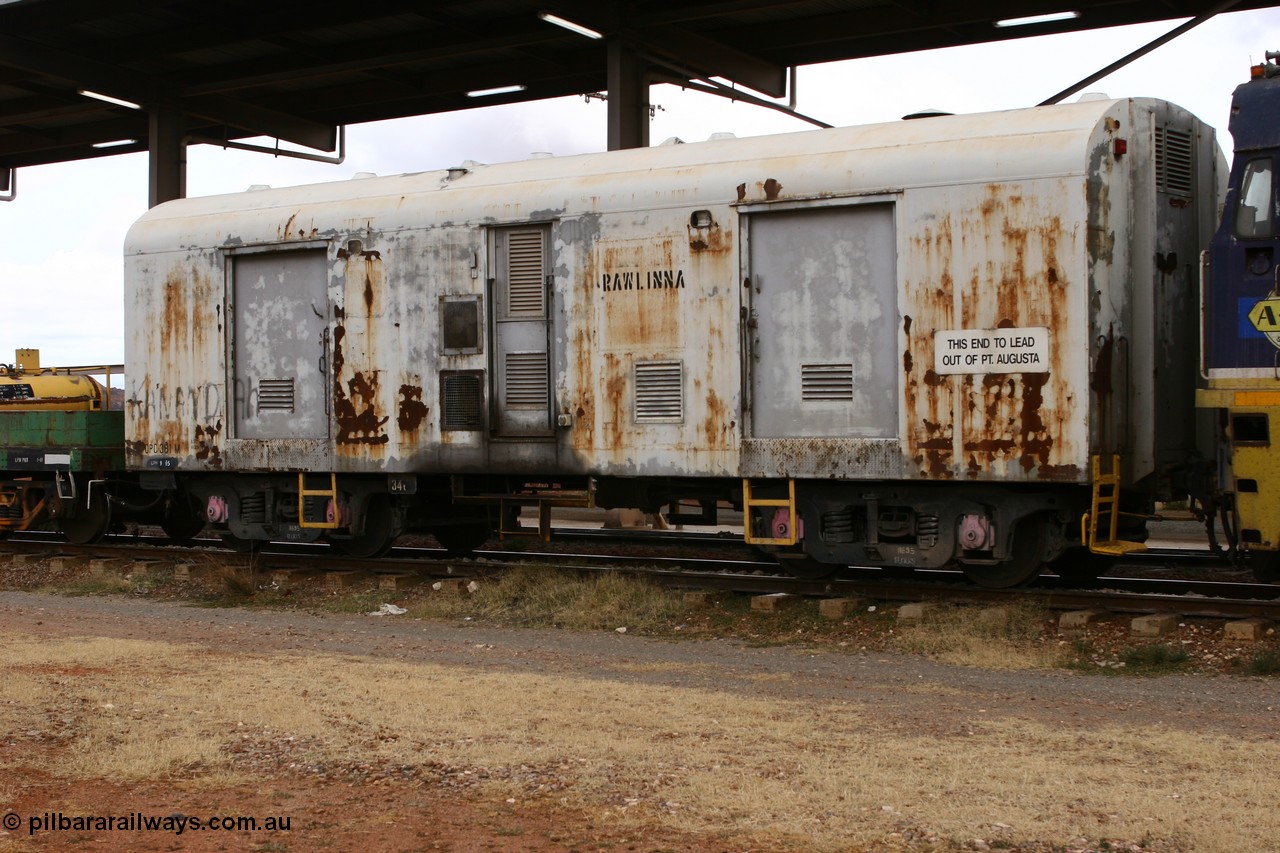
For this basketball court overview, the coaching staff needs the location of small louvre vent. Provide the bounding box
[1156,126,1194,199]
[635,360,683,422]
[441,372,484,430]
[801,364,854,401]
[507,230,545,317]
[505,352,548,407]
[257,378,295,412]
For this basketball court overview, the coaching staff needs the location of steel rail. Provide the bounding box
[3,532,1278,619]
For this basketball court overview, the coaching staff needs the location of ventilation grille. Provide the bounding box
[1156,126,1194,199]
[441,372,484,430]
[635,360,683,422]
[507,230,545,317]
[257,378,295,412]
[504,352,548,407]
[801,363,854,401]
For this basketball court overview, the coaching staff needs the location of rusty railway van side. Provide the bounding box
[124,96,1222,582]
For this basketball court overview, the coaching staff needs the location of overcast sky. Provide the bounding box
[2,9,1278,368]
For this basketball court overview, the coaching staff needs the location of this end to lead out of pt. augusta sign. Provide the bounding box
[933,327,1050,375]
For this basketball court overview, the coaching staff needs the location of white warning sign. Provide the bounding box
[933,327,1050,374]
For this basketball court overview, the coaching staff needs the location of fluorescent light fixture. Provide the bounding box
[538,11,603,39]
[91,138,138,148]
[466,84,527,98]
[994,10,1080,27]
[78,89,142,110]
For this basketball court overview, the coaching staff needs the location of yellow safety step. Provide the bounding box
[1082,455,1147,557]
[742,479,798,546]
[496,499,556,542]
[297,472,341,530]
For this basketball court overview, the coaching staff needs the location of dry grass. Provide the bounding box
[1,632,1275,852]
[891,603,1066,669]
[399,565,687,631]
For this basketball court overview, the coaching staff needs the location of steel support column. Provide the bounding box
[606,38,648,151]
[148,107,186,207]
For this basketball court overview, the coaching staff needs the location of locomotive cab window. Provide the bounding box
[1235,158,1274,240]
[1231,412,1270,446]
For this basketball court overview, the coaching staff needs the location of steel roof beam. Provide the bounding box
[625,24,787,97]
[0,33,336,151]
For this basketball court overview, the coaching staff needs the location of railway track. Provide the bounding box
[3,527,1279,622]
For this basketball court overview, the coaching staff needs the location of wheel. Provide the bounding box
[1049,547,1115,585]
[432,520,491,556]
[1250,550,1280,583]
[961,517,1046,589]
[59,486,111,545]
[774,554,840,580]
[159,491,206,543]
[332,495,400,558]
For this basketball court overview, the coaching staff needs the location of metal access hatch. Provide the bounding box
[746,200,899,439]
[230,247,331,441]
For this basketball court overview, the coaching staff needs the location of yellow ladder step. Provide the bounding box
[1084,455,1146,556]
[496,499,555,543]
[297,472,341,530]
[743,479,798,546]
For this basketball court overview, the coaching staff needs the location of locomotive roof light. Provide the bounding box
[1249,50,1279,78]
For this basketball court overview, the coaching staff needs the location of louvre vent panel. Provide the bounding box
[441,372,484,430]
[257,378,295,412]
[1156,126,1194,199]
[507,231,545,316]
[635,361,683,422]
[801,364,854,401]
[505,352,549,407]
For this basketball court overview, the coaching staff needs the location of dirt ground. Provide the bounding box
[1,581,1278,853]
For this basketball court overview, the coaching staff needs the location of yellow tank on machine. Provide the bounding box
[0,349,110,411]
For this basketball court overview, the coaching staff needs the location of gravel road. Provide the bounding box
[3,590,1275,738]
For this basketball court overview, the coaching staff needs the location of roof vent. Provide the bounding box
[1075,92,1111,102]
[445,166,469,181]
[529,151,553,159]
[658,136,685,146]
[708,132,736,141]
[351,171,377,179]
[247,184,270,192]
[902,108,953,120]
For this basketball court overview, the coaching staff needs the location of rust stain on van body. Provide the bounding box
[903,182,1081,481]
